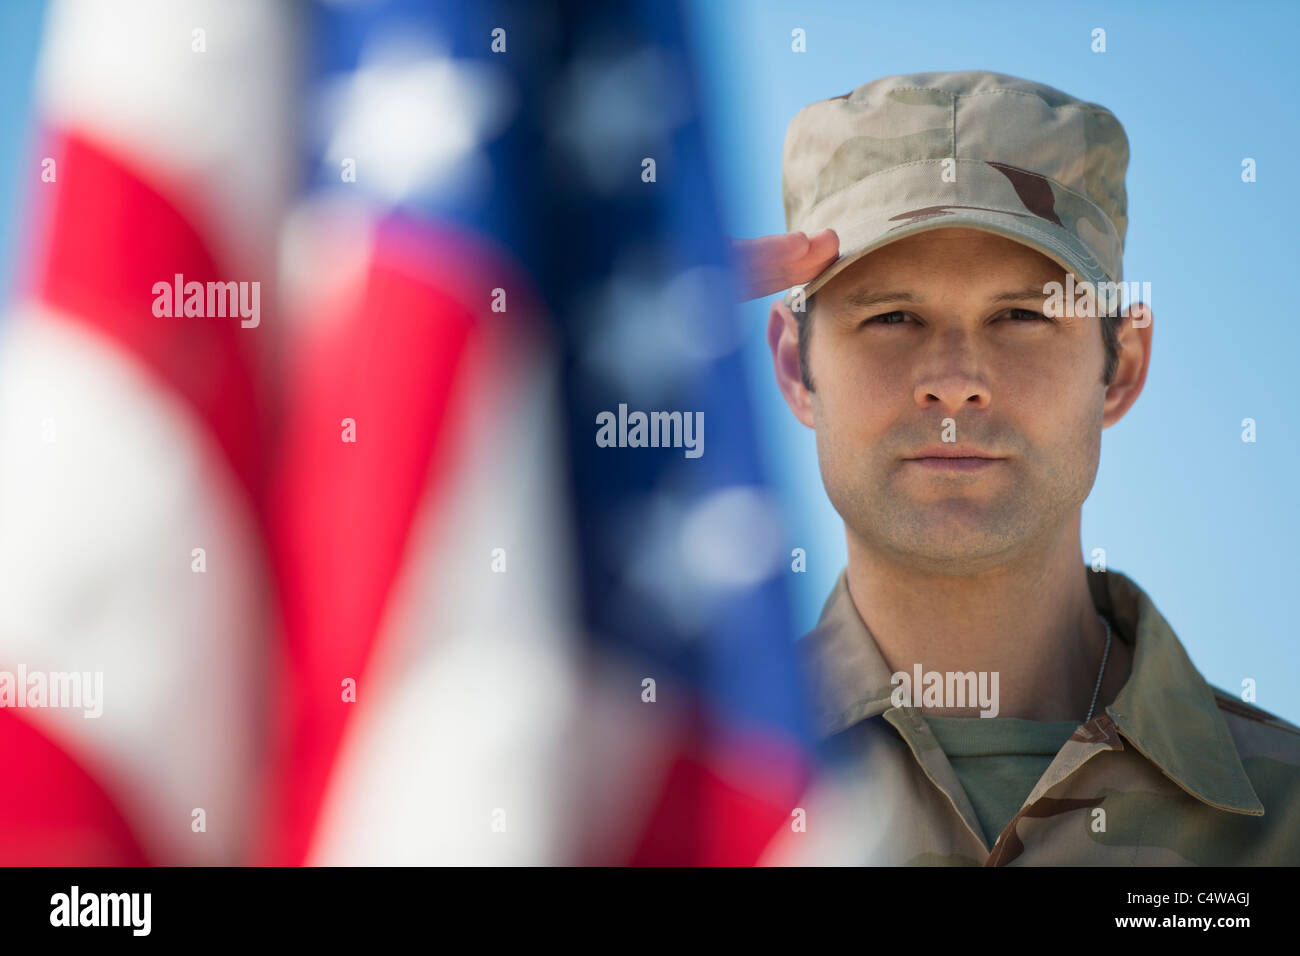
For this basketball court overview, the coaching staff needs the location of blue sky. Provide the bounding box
[681,0,1300,721]
[0,1,44,307]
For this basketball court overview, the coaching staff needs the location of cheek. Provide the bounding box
[815,345,899,432]
[810,353,897,487]
[995,351,1083,432]
[1000,367,1104,489]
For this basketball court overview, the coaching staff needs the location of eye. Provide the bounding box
[1003,308,1051,323]
[863,310,914,326]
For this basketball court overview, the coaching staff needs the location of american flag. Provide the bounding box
[0,0,819,866]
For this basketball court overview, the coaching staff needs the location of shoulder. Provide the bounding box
[1208,685,1300,739]
[1207,685,1300,792]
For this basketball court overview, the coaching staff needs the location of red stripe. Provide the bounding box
[30,128,266,501]
[256,220,536,865]
[622,718,812,866]
[0,710,151,866]
[13,128,269,864]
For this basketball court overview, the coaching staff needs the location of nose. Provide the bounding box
[913,334,991,412]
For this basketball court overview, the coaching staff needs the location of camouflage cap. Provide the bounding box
[781,70,1129,308]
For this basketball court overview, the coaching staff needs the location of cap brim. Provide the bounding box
[784,184,1114,310]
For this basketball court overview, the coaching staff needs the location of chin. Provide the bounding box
[862,511,1026,571]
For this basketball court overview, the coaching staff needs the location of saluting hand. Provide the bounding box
[730,228,839,302]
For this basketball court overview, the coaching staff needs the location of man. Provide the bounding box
[748,70,1300,865]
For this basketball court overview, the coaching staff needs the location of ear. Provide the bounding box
[767,298,816,429]
[1102,301,1153,428]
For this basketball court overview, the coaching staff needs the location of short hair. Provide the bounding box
[795,293,1123,392]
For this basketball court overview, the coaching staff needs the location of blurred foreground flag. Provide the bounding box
[0,0,820,867]
[511,2,822,863]
[0,0,295,864]
[254,0,584,865]
[246,0,823,866]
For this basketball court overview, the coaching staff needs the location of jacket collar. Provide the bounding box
[799,566,1263,815]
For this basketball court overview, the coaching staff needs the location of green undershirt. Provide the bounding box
[922,715,1081,846]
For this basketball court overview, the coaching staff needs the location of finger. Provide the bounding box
[732,231,810,278]
[733,230,838,301]
[786,228,839,282]
[800,227,839,268]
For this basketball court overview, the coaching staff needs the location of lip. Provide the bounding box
[904,445,1003,460]
[905,457,1002,472]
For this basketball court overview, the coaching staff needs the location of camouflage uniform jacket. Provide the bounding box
[766,566,1300,865]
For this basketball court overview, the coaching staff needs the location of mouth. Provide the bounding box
[903,457,1004,472]
[901,443,1005,472]
[904,452,1003,476]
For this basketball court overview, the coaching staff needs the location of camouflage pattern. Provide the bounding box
[759,567,1300,865]
[781,71,1129,308]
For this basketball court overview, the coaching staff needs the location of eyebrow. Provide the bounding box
[839,290,920,310]
[838,287,1051,310]
[989,287,1055,303]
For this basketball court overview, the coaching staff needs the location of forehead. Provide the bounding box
[819,227,1069,304]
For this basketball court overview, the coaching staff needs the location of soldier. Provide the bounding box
[740,70,1300,865]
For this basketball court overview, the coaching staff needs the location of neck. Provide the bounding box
[844,513,1131,722]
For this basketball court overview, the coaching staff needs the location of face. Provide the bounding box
[785,227,1114,574]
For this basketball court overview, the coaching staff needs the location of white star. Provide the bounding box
[581,266,696,404]
[580,257,743,405]
[550,45,692,196]
[611,485,787,640]
[319,32,516,205]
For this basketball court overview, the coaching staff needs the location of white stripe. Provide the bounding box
[37,0,297,274]
[306,329,585,865]
[0,308,265,864]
